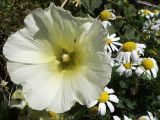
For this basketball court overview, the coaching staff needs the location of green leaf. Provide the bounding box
[81,0,102,12]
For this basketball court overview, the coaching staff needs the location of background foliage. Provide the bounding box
[0,0,160,120]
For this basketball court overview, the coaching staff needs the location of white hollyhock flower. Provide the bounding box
[138,111,158,120]
[98,9,116,29]
[135,57,158,79]
[104,33,121,53]
[138,9,154,19]
[88,87,119,116]
[116,62,137,78]
[3,3,112,113]
[116,41,146,63]
[113,115,132,120]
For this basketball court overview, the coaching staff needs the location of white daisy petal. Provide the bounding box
[135,67,144,76]
[147,111,154,120]
[98,103,106,116]
[151,68,158,78]
[112,42,122,46]
[110,33,116,38]
[106,101,115,113]
[113,116,121,120]
[104,87,114,93]
[109,95,119,103]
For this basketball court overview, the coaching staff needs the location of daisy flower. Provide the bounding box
[138,111,157,120]
[116,62,136,78]
[113,115,132,120]
[88,87,119,116]
[71,0,80,7]
[98,9,116,29]
[153,9,160,16]
[138,9,154,19]
[116,41,146,63]
[151,19,160,31]
[104,33,121,53]
[135,57,158,79]
[3,3,112,113]
[0,80,8,87]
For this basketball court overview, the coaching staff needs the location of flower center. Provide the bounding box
[48,111,57,117]
[138,117,147,120]
[143,10,150,15]
[123,42,137,52]
[153,9,159,14]
[99,10,112,21]
[123,63,132,69]
[142,58,154,70]
[98,91,109,103]
[105,39,112,45]
[62,54,70,63]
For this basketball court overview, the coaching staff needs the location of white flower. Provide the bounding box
[135,57,158,79]
[71,0,80,7]
[98,9,116,29]
[0,80,8,87]
[3,3,112,113]
[104,33,122,53]
[138,9,154,19]
[116,62,136,77]
[116,41,146,63]
[138,111,158,120]
[153,9,160,16]
[88,87,119,115]
[151,19,160,31]
[113,115,132,120]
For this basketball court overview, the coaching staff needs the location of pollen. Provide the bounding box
[105,39,112,45]
[98,91,109,103]
[123,42,137,52]
[143,10,150,15]
[62,54,70,63]
[99,10,112,21]
[142,58,154,70]
[123,63,132,69]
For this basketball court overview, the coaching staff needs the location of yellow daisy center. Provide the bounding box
[105,39,112,45]
[153,9,159,14]
[98,91,109,103]
[123,42,137,52]
[123,63,132,69]
[138,117,147,120]
[143,10,150,15]
[99,10,112,21]
[48,111,57,117]
[142,58,154,70]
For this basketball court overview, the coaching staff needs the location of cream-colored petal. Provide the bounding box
[3,28,55,64]
[80,20,106,52]
[7,62,63,111]
[73,52,111,106]
[87,100,98,108]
